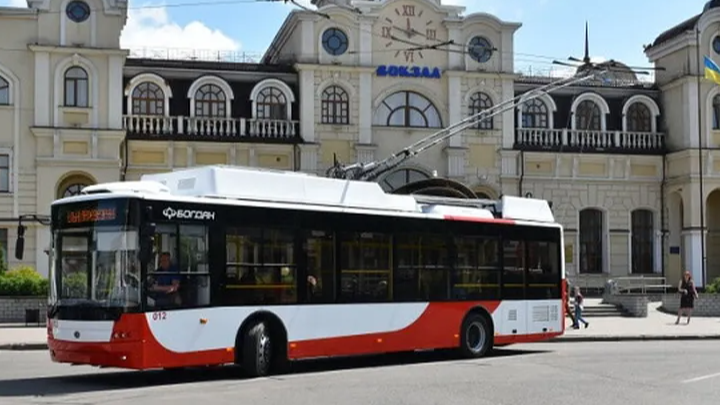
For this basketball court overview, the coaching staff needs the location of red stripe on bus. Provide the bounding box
[443,215,515,224]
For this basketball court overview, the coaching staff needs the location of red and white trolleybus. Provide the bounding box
[45,165,566,376]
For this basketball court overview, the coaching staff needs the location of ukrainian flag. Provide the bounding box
[705,56,720,85]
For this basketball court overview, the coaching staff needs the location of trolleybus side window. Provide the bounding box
[525,239,561,299]
[224,227,297,305]
[339,232,391,302]
[452,236,500,300]
[304,230,335,303]
[146,223,210,309]
[394,234,450,301]
[502,239,525,299]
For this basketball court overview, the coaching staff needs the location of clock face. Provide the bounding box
[379,4,440,64]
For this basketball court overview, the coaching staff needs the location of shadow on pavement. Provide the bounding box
[0,347,550,397]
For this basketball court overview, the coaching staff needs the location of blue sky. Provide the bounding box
[0,0,712,75]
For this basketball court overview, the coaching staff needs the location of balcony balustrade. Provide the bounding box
[515,128,665,154]
[123,115,300,142]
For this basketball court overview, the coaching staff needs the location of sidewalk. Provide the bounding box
[2,302,720,350]
[0,323,47,350]
[552,300,720,342]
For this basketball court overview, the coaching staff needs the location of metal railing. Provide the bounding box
[609,276,671,295]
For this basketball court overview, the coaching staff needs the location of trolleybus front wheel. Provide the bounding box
[459,312,492,358]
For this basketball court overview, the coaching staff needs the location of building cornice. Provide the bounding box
[294,63,376,73]
[645,31,697,62]
[30,127,126,140]
[445,70,517,79]
[29,44,130,56]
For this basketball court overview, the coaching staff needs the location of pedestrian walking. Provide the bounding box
[676,270,698,325]
[572,286,589,329]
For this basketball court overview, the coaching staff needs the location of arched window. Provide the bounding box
[469,92,493,130]
[131,82,165,115]
[575,100,601,131]
[256,87,287,120]
[62,184,86,197]
[521,99,548,128]
[321,85,349,125]
[579,208,604,274]
[57,174,94,199]
[0,76,8,105]
[64,66,89,107]
[373,91,442,128]
[631,209,655,274]
[713,95,720,130]
[194,84,226,117]
[378,168,432,192]
[626,103,652,133]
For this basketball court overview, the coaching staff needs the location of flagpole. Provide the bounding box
[696,27,707,287]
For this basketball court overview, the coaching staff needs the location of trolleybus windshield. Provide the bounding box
[50,198,141,314]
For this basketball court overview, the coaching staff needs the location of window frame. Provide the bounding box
[63,66,89,108]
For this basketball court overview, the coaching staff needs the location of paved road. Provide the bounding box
[1,341,719,405]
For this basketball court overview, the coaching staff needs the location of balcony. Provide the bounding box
[515,128,665,155]
[123,115,301,143]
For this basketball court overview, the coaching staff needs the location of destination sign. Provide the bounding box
[66,208,117,224]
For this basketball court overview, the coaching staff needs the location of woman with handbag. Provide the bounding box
[676,270,699,325]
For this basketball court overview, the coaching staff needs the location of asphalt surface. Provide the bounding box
[0,341,719,405]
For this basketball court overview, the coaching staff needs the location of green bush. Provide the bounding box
[706,277,720,294]
[0,266,49,297]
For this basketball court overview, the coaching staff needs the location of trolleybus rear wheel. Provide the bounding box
[242,321,272,377]
[459,313,492,358]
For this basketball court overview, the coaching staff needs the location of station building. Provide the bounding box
[0,0,718,289]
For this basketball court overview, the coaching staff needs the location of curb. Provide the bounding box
[551,334,720,342]
[0,343,47,351]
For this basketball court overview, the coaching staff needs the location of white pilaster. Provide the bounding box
[108,55,124,129]
[300,18,316,64]
[448,75,462,147]
[446,24,462,70]
[35,227,51,278]
[500,30,514,73]
[359,72,372,144]
[299,144,319,174]
[359,20,373,66]
[687,80,700,148]
[355,145,375,163]
[445,148,465,178]
[502,79,515,148]
[299,69,316,142]
[34,51,51,126]
[682,229,706,287]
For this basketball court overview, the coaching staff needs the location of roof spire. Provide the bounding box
[583,21,590,63]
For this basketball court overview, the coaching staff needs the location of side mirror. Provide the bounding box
[15,225,26,260]
[139,222,156,264]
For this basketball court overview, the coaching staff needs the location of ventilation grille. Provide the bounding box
[550,305,559,321]
[532,305,550,322]
[507,309,517,321]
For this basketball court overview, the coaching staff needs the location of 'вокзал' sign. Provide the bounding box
[376,65,442,79]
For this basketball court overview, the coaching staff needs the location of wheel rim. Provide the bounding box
[466,321,486,353]
[258,332,271,370]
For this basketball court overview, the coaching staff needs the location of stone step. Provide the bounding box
[576,303,627,317]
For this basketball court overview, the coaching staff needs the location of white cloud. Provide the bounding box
[0,0,29,7]
[120,5,245,61]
